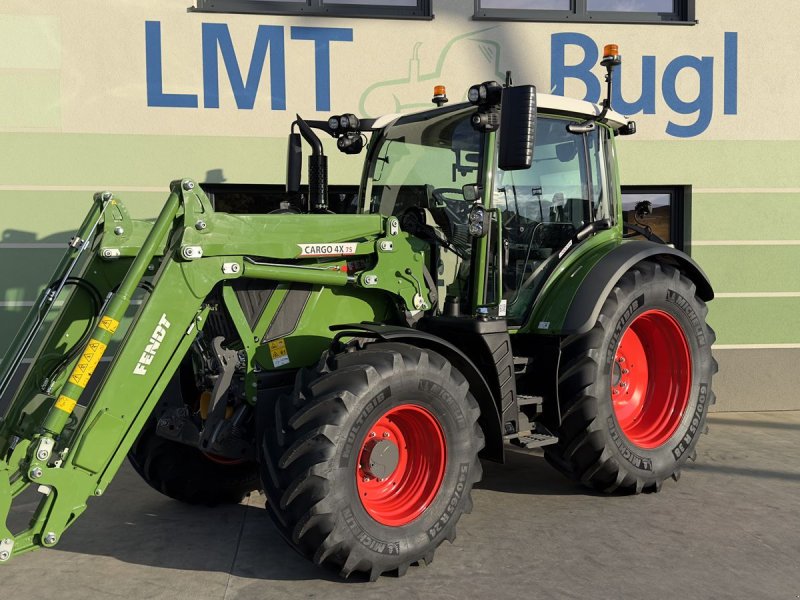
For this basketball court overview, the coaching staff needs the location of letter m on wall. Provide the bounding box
[202,23,286,110]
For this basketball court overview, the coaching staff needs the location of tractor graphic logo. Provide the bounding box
[358,27,506,117]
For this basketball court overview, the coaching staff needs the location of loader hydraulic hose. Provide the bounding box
[39,278,103,393]
[0,196,110,401]
[39,189,182,437]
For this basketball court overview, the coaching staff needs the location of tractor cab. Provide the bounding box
[357,94,629,325]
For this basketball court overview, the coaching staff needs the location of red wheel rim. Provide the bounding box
[611,309,692,449]
[356,404,446,527]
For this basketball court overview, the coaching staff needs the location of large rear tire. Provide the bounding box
[545,261,717,493]
[257,343,483,580]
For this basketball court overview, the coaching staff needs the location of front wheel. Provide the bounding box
[258,343,484,580]
[546,261,717,493]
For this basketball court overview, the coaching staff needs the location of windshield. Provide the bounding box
[364,105,481,212]
[363,105,483,310]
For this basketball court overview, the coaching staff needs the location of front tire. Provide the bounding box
[128,359,260,505]
[546,261,717,493]
[129,423,260,505]
[257,343,484,580]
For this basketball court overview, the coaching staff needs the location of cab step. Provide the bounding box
[505,432,558,449]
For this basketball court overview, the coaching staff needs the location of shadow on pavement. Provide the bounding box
[707,414,800,431]
[687,462,800,482]
[475,449,592,496]
[21,452,589,581]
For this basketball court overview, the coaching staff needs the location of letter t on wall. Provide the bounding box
[290,27,353,111]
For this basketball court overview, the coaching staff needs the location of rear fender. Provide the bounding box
[528,240,713,337]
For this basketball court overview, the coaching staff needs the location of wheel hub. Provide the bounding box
[360,438,400,480]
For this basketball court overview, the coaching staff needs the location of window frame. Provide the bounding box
[473,0,695,25]
[620,185,691,253]
[192,0,433,20]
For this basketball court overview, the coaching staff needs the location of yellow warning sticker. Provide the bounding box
[98,316,120,334]
[54,395,78,414]
[68,339,107,388]
[268,338,290,367]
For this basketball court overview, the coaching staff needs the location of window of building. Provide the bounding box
[620,185,690,252]
[474,0,694,24]
[193,0,432,19]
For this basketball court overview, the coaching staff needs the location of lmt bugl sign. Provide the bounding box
[551,32,738,138]
[145,22,737,138]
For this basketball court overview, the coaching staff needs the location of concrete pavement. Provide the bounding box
[3,411,799,599]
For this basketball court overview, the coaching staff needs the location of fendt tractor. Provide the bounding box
[0,45,716,579]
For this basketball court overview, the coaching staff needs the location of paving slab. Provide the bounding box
[4,411,799,599]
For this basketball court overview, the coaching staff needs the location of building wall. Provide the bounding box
[2,0,798,410]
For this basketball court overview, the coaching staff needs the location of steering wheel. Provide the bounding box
[431,187,472,222]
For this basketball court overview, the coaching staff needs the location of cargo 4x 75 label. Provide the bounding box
[298,243,357,257]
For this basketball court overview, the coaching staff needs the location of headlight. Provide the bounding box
[467,86,480,104]
[328,116,339,130]
[468,205,488,237]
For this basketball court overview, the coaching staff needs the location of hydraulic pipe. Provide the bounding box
[243,261,350,287]
[39,188,183,436]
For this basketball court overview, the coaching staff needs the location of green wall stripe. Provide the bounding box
[692,245,800,293]
[2,135,796,192]
[0,133,359,187]
[691,192,800,241]
[0,191,166,241]
[618,141,800,188]
[708,297,800,345]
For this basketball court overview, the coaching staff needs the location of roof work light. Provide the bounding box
[432,85,448,107]
[601,43,622,68]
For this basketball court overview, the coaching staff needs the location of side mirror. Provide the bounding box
[286,132,302,193]
[498,85,536,171]
[462,184,482,202]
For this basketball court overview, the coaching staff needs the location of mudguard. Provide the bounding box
[528,239,714,337]
[331,323,505,462]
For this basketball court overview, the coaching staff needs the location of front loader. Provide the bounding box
[0,45,716,579]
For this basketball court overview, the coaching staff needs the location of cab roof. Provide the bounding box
[371,91,630,131]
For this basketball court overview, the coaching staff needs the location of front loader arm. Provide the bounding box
[0,180,238,560]
[0,177,436,563]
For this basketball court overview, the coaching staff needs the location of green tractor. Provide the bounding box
[0,47,715,579]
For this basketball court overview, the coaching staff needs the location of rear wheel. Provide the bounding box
[545,261,717,493]
[257,343,483,580]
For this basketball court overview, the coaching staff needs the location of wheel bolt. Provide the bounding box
[382,432,390,438]
[362,476,370,482]
[617,357,625,363]
[613,389,619,395]
[369,432,376,438]
[622,369,629,374]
